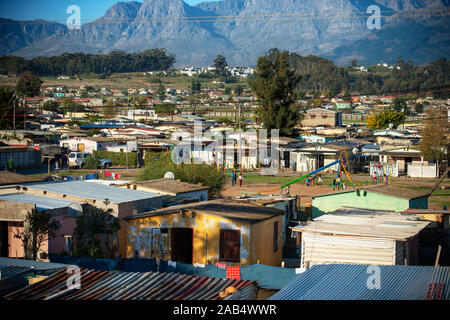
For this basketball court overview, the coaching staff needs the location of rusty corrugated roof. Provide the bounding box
[4,268,255,300]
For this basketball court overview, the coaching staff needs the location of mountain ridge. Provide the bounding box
[0,0,448,67]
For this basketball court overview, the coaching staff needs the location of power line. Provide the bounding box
[0,7,448,25]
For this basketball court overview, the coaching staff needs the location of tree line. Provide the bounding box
[264,49,450,99]
[0,49,176,77]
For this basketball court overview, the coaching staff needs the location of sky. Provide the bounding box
[0,0,218,22]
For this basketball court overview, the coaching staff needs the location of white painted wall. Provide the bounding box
[407,163,438,178]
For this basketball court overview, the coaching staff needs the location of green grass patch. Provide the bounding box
[430,199,450,207]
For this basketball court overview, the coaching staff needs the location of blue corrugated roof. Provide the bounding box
[269,264,450,300]
[0,257,68,270]
[0,193,81,211]
[22,181,163,203]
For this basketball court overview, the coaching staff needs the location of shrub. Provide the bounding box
[94,150,137,167]
[139,152,226,197]
[82,155,101,169]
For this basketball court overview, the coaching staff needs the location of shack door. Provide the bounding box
[171,228,193,264]
[318,155,325,168]
[0,221,8,257]
[283,151,290,168]
[77,144,85,152]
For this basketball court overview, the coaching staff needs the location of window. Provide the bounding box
[273,221,279,252]
[219,229,240,262]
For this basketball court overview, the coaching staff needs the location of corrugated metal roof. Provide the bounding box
[4,268,255,300]
[292,209,429,240]
[0,193,82,210]
[23,181,163,203]
[125,199,284,224]
[313,184,429,200]
[0,257,69,270]
[269,264,450,300]
[0,266,33,280]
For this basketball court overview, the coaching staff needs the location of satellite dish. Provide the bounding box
[388,123,394,129]
[352,147,359,155]
[164,172,175,180]
[68,202,83,215]
[61,133,68,139]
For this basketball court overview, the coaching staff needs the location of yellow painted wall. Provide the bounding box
[249,216,283,266]
[125,211,282,266]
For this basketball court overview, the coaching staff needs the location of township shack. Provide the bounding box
[13,180,165,218]
[0,193,83,259]
[59,137,119,153]
[124,199,285,267]
[119,178,209,205]
[9,180,166,258]
[292,207,430,268]
[232,195,299,257]
[311,184,429,218]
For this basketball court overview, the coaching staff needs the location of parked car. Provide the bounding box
[68,152,91,168]
[68,152,112,169]
[97,157,112,169]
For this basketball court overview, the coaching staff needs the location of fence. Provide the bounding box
[0,149,41,169]
[158,260,297,290]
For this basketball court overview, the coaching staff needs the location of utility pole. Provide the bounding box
[13,98,16,137]
[238,103,242,166]
[23,100,26,130]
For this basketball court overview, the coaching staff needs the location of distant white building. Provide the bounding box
[127,109,156,119]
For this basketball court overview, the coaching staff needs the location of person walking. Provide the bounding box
[231,171,235,187]
[336,176,341,190]
[332,178,336,191]
[234,170,237,185]
[318,175,323,185]
[7,158,14,172]
[238,174,243,187]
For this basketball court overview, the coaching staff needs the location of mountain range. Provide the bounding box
[1,0,449,67]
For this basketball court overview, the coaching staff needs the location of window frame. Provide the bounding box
[219,229,241,263]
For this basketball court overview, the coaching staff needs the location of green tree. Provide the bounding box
[233,84,244,96]
[392,97,407,112]
[223,87,231,95]
[16,72,42,97]
[157,83,166,102]
[213,55,228,78]
[415,102,424,114]
[14,208,59,260]
[249,50,301,136]
[366,108,405,129]
[350,59,358,68]
[0,86,21,129]
[191,80,201,94]
[419,108,450,172]
[73,205,121,258]
[43,100,60,113]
